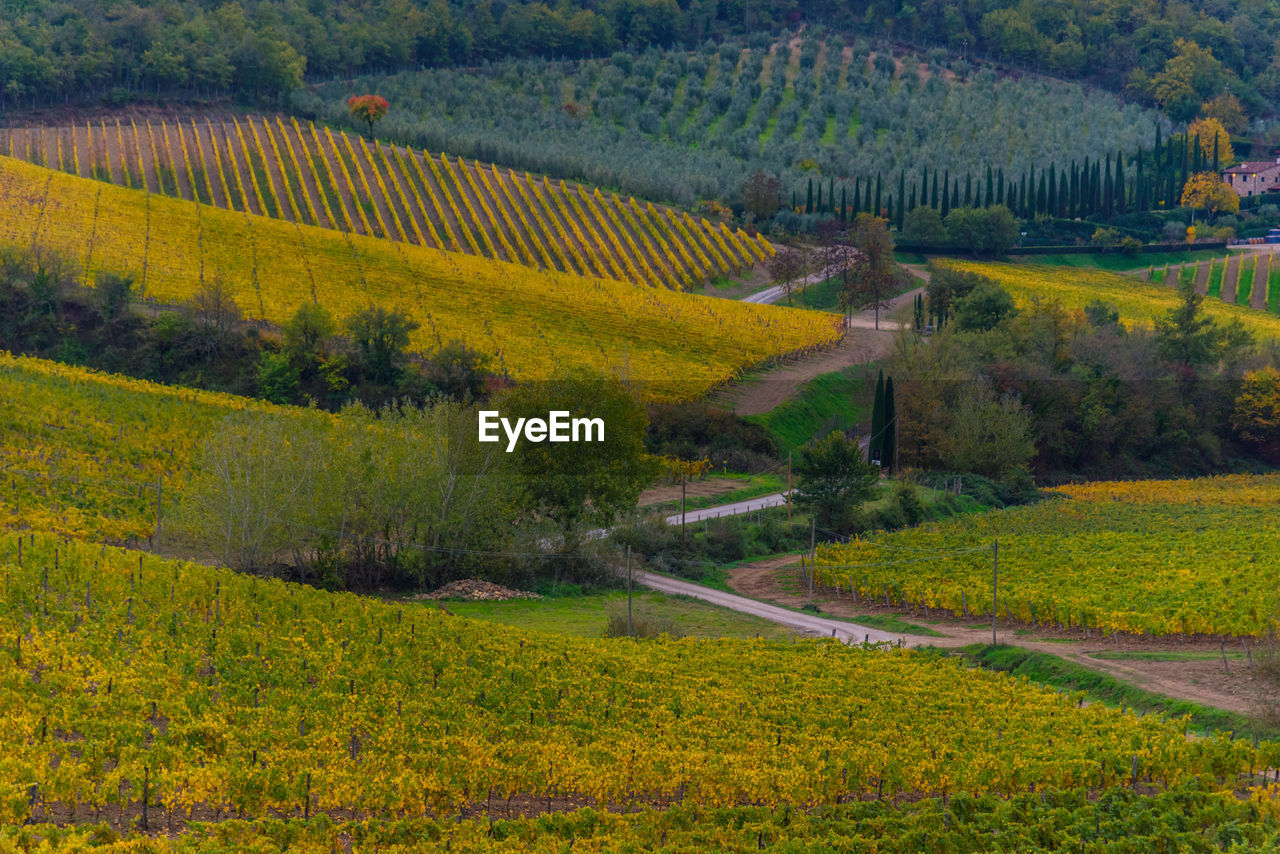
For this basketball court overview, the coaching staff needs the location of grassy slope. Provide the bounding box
[945,260,1280,340]
[747,365,870,453]
[439,591,796,641]
[1012,249,1223,271]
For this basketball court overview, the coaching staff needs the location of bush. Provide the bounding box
[602,601,684,639]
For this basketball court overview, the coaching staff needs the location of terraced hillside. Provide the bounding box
[0,118,770,290]
[0,156,838,400]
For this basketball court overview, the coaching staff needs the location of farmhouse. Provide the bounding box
[1222,158,1280,196]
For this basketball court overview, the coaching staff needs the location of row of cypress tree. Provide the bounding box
[791,128,1228,229]
[869,369,896,471]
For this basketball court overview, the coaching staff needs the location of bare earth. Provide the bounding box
[637,477,742,507]
[727,559,1278,717]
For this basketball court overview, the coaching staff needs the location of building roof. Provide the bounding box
[1223,160,1280,175]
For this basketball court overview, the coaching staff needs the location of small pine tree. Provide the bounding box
[883,376,896,473]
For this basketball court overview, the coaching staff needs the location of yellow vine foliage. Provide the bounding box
[0,156,838,400]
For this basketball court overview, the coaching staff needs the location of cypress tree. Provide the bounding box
[986,166,994,208]
[952,179,960,213]
[997,168,1005,206]
[1019,174,1027,218]
[1028,164,1036,215]
[898,171,906,221]
[806,178,813,214]
[1114,152,1125,215]
[870,370,885,464]
[1103,154,1113,217]
[840,186,847,222]
[931,172,939,209]
[1094,162,1102,213]
[1069,161,1079,217]
[1047,164,1058,218]
[853,178,862,216]
[817,184,823,213]
[874,174,882,216]
[1213,135,1219,174]
[828,177,835,212]
[1037,171,1047,217]
[791,189,797,211]
[890,193,900,231]
[940,172,950,218]
[909,186,916,212]
[964,174,972,207]
[883,376,896,473]
[1058,170,1068,218]
[920,168,929,210]
[1192,134,1201,173]
[1154,125,1164,207]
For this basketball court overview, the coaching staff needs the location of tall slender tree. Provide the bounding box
[1047,164,1058,218]
[931,172,939,209]
[883,376,896,473]
[874,174,882,217]
[870,370,885,465]
[840,186,847,222]
[963,174,972,207]
[985,166,994,208]
[806,178,814,214]
[920,168,929,210]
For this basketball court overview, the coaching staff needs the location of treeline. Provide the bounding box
[6,0,1280,116]
[0,245,499,411]
[898,264,1280,483]
[800,122,1234,219]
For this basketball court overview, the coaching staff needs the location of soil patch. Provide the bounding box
[638,478,742,506]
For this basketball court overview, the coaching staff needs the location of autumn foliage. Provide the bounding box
[347,94,389,136]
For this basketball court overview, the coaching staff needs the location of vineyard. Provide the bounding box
[941,259,1280,338]
[0,353,309,543]
[0,118,771,289]
[1,533,1270,833]
[1142,249,1280,313]
[815,474,1280,638]
[0,156,840,400]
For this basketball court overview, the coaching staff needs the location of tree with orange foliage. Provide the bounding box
[1232,366,1280,462]
[347,94,389,138]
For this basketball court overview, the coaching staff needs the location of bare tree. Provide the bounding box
[845,214,896,329]
[766,246,803,305]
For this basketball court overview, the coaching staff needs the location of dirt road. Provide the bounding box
[634,570,927,646]
[726,558,1276,717]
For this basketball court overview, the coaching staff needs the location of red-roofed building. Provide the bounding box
[1222,159,1280,197]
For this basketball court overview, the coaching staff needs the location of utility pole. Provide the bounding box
[681,473,687,546]
[626,545,632,638]
[992,539,999,646]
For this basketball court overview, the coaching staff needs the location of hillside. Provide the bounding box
[299,33,1167,210]
[0,118,769,289]
[2,531,1275,848]
[3,1,1277,121]
[816,474,1280,637]
[942,258,1280,336]
[0,156,840,400]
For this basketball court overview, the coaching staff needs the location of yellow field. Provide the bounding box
[0,156,841,400]
[0,533,1260,828]
[0,119,772,289]
[942,260,1280,340]
[816,474,1280,637]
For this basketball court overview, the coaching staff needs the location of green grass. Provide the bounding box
[952,645,1278,740]
[894,251,929,265]
[643,473,787,513]
[1238,256,1256,306]
[1015,249,1222,271]
[848,613,945,637]
[437,591,796,641]
[1178,263,1196,287]
[819,116,837,145]
[787,274,846,312]
[1207,259,1224,298]
[746,364,870,454]
[1088,650,1244,662]
[1270,266,1280,314]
